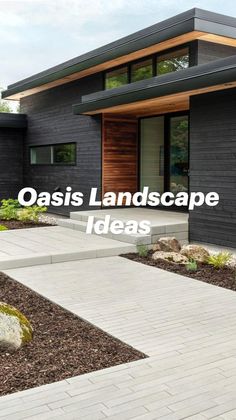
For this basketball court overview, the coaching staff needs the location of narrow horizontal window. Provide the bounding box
[30,143,76,165]
[156,47,189,76]
[30,146,52,164]
[53,143,76,164]
[105,66,128,90]
[131,58,153,83]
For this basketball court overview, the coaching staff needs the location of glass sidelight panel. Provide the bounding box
[169,115,189,194]
[140,117,164,193]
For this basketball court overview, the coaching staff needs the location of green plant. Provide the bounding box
[17,206,47,223]
[185,259,198,272]
[1,199,20,208]
[0,199,20,220]
[0,225,8,231]
[0,199,47,223]
[137,244,148,258]
[207,252,232,269]
[0,87,14,113]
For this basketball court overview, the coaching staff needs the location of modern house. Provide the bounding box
[1,8,236,247]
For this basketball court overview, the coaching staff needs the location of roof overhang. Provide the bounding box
[0,113,27,128]
[72,56,236,117]
[2,8,236,101]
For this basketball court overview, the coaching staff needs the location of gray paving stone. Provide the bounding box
[0,405,51,420]
[1,254,236,419]
[0,227,135,269]
[102,406,149,420]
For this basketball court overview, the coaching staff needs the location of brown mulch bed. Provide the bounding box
[0,273,146,396]
[0,219,52,230]
[122,251,236,291]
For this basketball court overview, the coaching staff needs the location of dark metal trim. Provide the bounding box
[73,56,236,114]
[3,8,236,99]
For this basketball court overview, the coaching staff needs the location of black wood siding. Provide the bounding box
[189,88,236,248]
[20,73,103,215]
[197,41,236,65]
[0,128,24,199]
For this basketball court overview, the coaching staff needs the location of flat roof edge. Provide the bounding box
[8,9,197,90]
[0,113,27,128]
[72,57,236,114]
[3,8,236,100]
[2,18,195,100]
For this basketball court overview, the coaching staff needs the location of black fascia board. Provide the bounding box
[0,113,27,128]
[2,11,194,99]
[72,56,236,114]
[2,8,236,99]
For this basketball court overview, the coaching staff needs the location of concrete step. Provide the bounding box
[0,226,137,270]
[57,218,151,245]
[58,218,88,232]
[70,211,188,231]
[69,211,189,242]
[70,211,114,223]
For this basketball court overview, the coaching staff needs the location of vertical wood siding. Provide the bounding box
[103,116,138,197]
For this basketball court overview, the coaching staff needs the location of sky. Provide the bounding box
[1,0,236,92]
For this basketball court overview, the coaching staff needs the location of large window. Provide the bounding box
[30,143,76,165]
[140,116,165,193]
[131,58,153,83]
[156,47,189,75]
[140,114,189,198]
[104,46,190,89]
[105,66,128,90]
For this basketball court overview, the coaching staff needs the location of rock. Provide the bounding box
[152,251,188,264]
[228,256,236,268]
[0,303,33,351]
[153,237,181,253]
[180,244,210,263]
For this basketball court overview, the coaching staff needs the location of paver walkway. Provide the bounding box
[1,256,236,419]
[0,226,135,269]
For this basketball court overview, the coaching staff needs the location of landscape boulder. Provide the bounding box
[0,302,33,351]
[180,244,210,263]
[153,237,181,253]
[152,251,188,264]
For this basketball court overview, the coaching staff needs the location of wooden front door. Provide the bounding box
[102,116,138,196]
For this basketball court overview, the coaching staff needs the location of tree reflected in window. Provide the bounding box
[157,48,189,75]
[105,67,128,89]
[131,59,153,83]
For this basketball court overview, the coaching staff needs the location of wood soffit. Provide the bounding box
[6,32,236,100]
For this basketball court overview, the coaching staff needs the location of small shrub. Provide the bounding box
[17,206,47,223]
[0,199,20,220]
[186,259,198,272]
[137,244,148,258]
[207,252,232,269]
[1,199,20,208]
[0,198,47,223]
[0,225,8,231]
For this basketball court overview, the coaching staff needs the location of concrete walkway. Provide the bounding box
[0,226,135,269]
[1,256,236,419]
